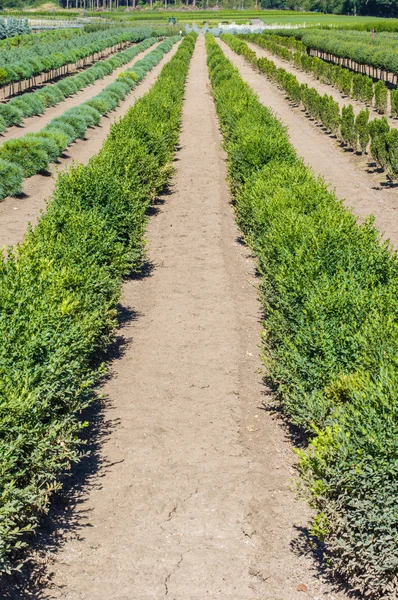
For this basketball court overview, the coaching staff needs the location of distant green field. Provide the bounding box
[4,8,398,30]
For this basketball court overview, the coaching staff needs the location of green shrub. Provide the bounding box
[369,116,390,170]
[391,89,398,118]
[374,80,388,114]
[340,104,356,148]
[355,108,370,153]
[85,97,109,115]
[25,133,60,163]
[386,129,398,179]
[9,93,44,118]
[0,31,197,573]
[0,158,23,199]
[0,137,48,177]
[321,95,340,135]
[206,32,398,598]
[336,67,352,96]
[0,103,24,127]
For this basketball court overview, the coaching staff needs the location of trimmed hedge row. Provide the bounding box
[222,35,398,181]
[0,36,180,202]
[0,30,196,573]
[0,36,158,135]
[261,28,398,77]
[207,32,398,599]
[241,33,386,113]
[0,26,154,88]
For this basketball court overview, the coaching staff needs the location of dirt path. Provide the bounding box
[220,39,398,248]
[40,35,348,600]
[0,42,160,144]
[247,41,398,125]
[0,42,178,250]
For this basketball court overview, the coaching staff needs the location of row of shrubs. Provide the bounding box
[0,36,158,135]
[0,30,196,574]
[0,26,154,87]
[0,37,179,202]
[242,33,397,117]
[261,27,398,77]
[207,31,398,600]
[222,35,398,181]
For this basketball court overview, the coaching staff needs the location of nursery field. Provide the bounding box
[1,23,398,600]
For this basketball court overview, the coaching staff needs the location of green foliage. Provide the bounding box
[0,36,180,200]
[0,137,49,177]
[355,108,370,153]
[340,104,356,148]
[0,26,156,88]
[391,89,398,118]
[0,31,197,573]
[0,158,23,198]
[206,32,398,598]
[336,66,352,96]
[374,80,388,114]
[369,116,390,169]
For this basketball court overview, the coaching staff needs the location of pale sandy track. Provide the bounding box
[219,38,398,248]
[39,36,348,600]
[0,42,179,249]
[246,40,396,124]
[0,42,161,144]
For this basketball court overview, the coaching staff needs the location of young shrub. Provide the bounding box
[11,93,45,118]
[336,68,352,97]
[374,80,388,114]
[85,97,110,116]
[386,129,398,179]
[0,116,6,133]
[50,113,87,140]
[322,95,341,135]
[0,137,49,177]
[56,78,79,97]
[76,104,102,127]
[352,73,364,101]
[44,122,76,146]
[340,104,356,148]
[363,76,374,104]
[355,109,370,154]
[0,158,23,199]
[0,103,24,127]
[391,89,398,118]
[34,130,69,153]
[36,85,65,108]
[369,116,390,170]
[25,133,60,163]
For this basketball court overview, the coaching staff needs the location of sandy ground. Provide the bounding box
[33,36,350,600]
[219,39,398,248]
[0,42,179,249]
[246,41,397,125]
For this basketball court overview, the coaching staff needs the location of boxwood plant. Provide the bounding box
[206,32,398,599]
[0,31,196,572]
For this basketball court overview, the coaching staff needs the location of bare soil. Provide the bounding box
[246,41,396,125]
[36,36,349,600]
[220,39,398,248]
[0,42,178,249]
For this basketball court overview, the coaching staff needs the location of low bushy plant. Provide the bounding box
[206,32,398,598]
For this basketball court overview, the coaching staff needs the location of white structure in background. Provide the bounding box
[186,21,308,36]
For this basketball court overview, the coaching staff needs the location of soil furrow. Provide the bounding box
[39,35,348,600]
[219,38,398,248]
[0,42,178,249]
